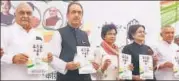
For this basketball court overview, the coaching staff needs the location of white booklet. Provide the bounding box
[173,52,179,79]
[74,46,96,74]
[139,55,154,80]
[118,53,132,80]
[27,40,48,75]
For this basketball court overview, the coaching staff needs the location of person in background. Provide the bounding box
[0,48,4,59]
[122,24,157,81]
[174,35,179,46]
[45,7,61,27]
[1,0,14,26]
[154,25,179,80]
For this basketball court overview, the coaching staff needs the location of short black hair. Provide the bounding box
[67,2,83,15]
[27,2,35,11]
[101,23,118,40]
[127,24,145,40]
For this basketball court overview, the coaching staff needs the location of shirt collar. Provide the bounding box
[161,40,173,47]
[132,41,144,47]
[14,23,34,33]
[67,23,80,31]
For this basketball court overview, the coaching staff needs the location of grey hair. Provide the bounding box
[175,35,179,39]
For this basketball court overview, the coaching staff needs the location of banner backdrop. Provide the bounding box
[160,1,179,35]
[1,1,177,80]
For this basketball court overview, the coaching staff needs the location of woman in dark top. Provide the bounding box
[122,24,157,81]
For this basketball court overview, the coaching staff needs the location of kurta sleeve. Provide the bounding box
[1,27,15,64]
[153,46,166,70]
[91,47,105,80]
[49,31,67,75]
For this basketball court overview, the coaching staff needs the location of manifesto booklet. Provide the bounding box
[173,53,179,79]
[74,46,96,74]
[139,55,154,80]
[27,40,48,75]
[119,53,132,80]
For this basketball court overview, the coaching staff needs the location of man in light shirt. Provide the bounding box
[0,2,57,80]
[154,25,179,80]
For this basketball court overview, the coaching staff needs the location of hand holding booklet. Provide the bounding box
[139,55,154,80]
[118,53,132,80]
[74,46,96,74]
[173,52,179,79]
[26,40,49,75]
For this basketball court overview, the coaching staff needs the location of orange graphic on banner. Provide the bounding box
[81,22,93,36]
[43,31,54,43]
[160,1,178,7]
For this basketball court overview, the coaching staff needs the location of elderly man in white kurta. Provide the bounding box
[154,25,179,80]
[0,2,60,80]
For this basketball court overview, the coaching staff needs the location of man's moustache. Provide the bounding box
[21,19,29,21]
[21,18,29,21]
[73,17,79,20]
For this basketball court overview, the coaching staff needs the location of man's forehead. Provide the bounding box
[50,7,57,11]
[18,7,32,11]
[2,1,9,4]
[162,27,174,32]
[69,4,82,11]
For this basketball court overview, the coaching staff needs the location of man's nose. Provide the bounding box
[74,12,79,16]
[24,13,28,17]
[169,33,174,37]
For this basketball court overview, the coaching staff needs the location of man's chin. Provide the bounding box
[71,23,81,27]
[20,23,30,27]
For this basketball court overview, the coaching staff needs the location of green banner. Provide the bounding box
[160,1,179,27]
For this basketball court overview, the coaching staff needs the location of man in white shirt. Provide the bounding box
[154,25,179,80]
[1,2,55,80]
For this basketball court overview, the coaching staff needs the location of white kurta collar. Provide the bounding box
[161,40,174,47]
[13,23,35,34]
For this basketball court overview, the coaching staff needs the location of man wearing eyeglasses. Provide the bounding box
[0,2,57,80]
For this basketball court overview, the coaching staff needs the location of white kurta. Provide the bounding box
[91,46,118,80]
[0,23,66,80]
[1,23,44,80]
[154,41,179,80]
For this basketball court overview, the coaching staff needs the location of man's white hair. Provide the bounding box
[161,25,174,33]
[15,2,33,13]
